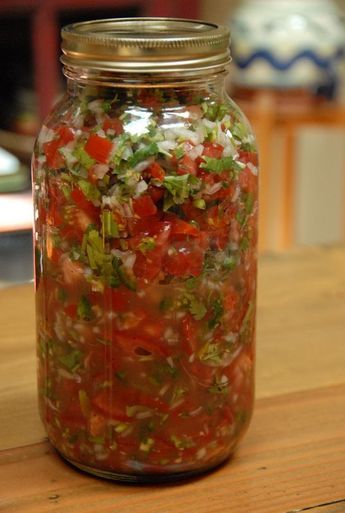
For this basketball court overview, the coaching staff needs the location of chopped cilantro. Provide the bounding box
[77,179,101,202]
[73,145,95,170]
[244,192,255,215]
[128,142,159,168]
[159,297,173,312]
[201,102,229,122]
[174,145,185,160]
[208,297,224,329]
[208,379,229,395]
[170,435,194,450]
[138,237,156,253]
[198,342,222,364]
[223,254,237,271]
[117,264,137,291]
[193,198,206,209]
[77,296,93,320]
[102,100,112,113]
[200,156,243,174]
[163,174,201,206]
[102,210,119,239]
[185,277,198,290]
[182,293,207,320]
[78,390,90,417]
[58,349,82,372]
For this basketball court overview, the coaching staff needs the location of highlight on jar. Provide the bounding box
[32,18,258,483]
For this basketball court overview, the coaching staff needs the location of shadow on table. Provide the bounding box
[0,230,33,286]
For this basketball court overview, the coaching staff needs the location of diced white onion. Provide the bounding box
[204,182,223,195]
[196,447,207,460]
[92,163,109,179]
[134,160,152,173]
[202,118,216,129]
[248,162,258,176]
[187,143,204,160]
[158,140,177,152]
[134,180,148,197]
[38,125,55,146]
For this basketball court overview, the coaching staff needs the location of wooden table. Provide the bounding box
[1,246,344,513]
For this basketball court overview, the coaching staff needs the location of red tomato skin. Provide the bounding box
[133,195,158,217]
[181,314,199,355]
[104,287,131,312]
[202,142,224,159]
[177,155,197,175]
[43,126,74,169]
[84,134,112,163]
[166,214,200,238]
[147,162,165,181]
[163,247,204,277]
[102,118,123,135]
[70,187,100,222]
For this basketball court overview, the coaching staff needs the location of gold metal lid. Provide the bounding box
[61,18,231,74]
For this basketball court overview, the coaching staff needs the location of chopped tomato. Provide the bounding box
[64,303,78,318]
[133,195,158,217]
[163,244,204,277]
[239,166,257,194]
[104,287,132,312]
[177,155,197,175]
[147,185,164,204]
[102,117,123,134]
[113,331,170,358]
[181,314,199,355]
[70,186,100,223]
[147,162,165,181]
[168,215,200,238]
[84,134,112,163]
[93,387,169,421]
[43,126,74,169]
[202,142,224,159]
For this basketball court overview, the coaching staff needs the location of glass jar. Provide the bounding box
[32,18,258,482]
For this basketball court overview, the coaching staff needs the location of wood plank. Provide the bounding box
[0,384,344,513]
[292,502,345,513]
[256,246,345,397]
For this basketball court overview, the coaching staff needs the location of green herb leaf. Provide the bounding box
[223,254,237,271]
[77,179,101,202]
[208,297,224,329]
[192,198,206,209]
[102,210,119,238]
[174,145,185,160]
[73,145,95,170]
[58,349,82,372]
[79,390,91,417]
[200,156,243,174]
[138,237,156,253]
[182,293,207,320]
[77,296,93,320]
[163,174,201,206]
[128,142,159,168]
[201,102,229,122]
[198,342,222,364]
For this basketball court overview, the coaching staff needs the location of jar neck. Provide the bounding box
[65,66,229,98]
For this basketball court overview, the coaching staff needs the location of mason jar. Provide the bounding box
[32,18,258,482]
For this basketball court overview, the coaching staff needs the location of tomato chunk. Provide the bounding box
[133,195,158,217]
[84,134,112,163]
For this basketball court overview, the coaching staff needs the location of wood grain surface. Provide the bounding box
[1,384,344,513]
[0,246,344,513]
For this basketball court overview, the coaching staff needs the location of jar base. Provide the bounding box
[58,451,231,484]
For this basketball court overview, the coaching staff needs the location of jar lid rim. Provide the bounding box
[61,18,231,73]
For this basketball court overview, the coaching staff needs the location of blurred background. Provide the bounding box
[0,0,345,286]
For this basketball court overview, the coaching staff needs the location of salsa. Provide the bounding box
[33,85,258,479]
